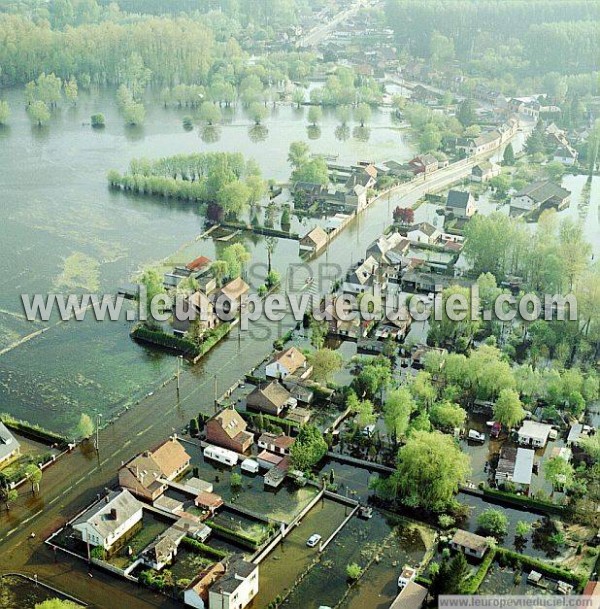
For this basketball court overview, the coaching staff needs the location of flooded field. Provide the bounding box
[0,574,83,608]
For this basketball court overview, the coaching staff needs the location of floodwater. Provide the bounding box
[0,86,415,432]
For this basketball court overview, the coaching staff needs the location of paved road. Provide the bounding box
[299,0,366,48]
[0,132,522,607]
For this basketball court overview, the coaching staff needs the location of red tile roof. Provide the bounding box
[186,256,211,272]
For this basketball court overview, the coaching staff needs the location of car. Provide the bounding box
[306,534,322,548]
[468,429,486,443]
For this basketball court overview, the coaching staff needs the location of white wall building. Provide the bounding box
[208,560,259,609]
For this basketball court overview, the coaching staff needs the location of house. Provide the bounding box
[495,447,535,489]
[366,232,410,263]
[119,437,191,501]
[553,145,578,165]
[471,161,500,183]
[72,490,143,551]
[141,524,185,570]
[451,529,490,560]
[293,182,328,205]
[266,347,311,379]
[566,423,583,447]
[246,381,295,416]
[510,181,571,214]
[205,408,254,454]
[344,166,377,191]
[408,154,438,175]
[397,566,417,590]
[282,378,315,404]
[345,183,368,210]
[285,407,312,426]
[456,130,501,156]
[194,491,224,514]
[342,256,385,295]
[299,226,328,253]
[322,298,364,338]
[258,433,295,455]
[185,256,211,274]
[208,559,259,609]
[389,581,428,609]
[218,277,250,308]
[0,422,20,466]
[517,421,553,448]
[184,563,227,609]
[445,190,476,219]
[257,449,284,470]
[407,222,441,245]
[172,289,219,336]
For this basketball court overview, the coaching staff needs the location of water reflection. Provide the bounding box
[248,124,268,142]
[335,125,350,141]
[307,125,321,140]
[124,124,145,142]
[30,124,50,142]
[200,125,220,143]
[353,125,371,142]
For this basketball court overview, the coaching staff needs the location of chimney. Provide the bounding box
[110,508,118,520]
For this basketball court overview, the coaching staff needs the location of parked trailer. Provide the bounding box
[203,444,238,466]
[241,458,259,474]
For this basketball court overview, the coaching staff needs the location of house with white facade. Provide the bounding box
[72,489,143,551]
[406,222,441,245]
[0,422,20,466]
[208,559,259,609]
[266,347,311,379]
[518,421,553,448]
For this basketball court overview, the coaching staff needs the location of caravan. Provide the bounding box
[203,444,238,467]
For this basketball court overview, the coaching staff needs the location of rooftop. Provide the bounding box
[73,490,142,539]
[451,529,490,553]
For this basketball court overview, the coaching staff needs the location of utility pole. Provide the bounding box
[214,374,218,413]
[176,355,182,396]
[95,412,102,454]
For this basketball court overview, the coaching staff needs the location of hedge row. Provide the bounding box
[181,536,228,560]
[462,548,496,594]
[192,323,232,360]
[206,520,261,549]
[482,487,564,515]
[131,325,200,356]
[0,413,68,446]
[496,547,588,592]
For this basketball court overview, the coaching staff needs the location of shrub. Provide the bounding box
[477,509,509,538]
[91,113,105,128]
[346,563,362,581]
[181,536,228,559]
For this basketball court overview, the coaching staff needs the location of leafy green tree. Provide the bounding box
[91,113,105,128]
[307,106,322,126]
[430,401,467,431]
[388,431,471,510]
[428,285,480,349]
[493,388,525,429]
[383,387,415,444]
[418,123,442,153]
[354,103,372,127]
[291,157,329,186]
[198,102,221,125]
[0,486,17,511]
[290,425,328,471]
[353,359,392,400]
[75,413,95,439]
[503,143,515,165]
[336,105,351,125]
[0,100,10,125]
[431,552,469,598]
[457,98,477,127]
[28,100,50,126]
[123,101,145,126]
[25,464,42,494]
[309,348,343,383]
[222,243,250,279]
[64,76,78,105]
[210,260,228,287]
[189,418,198,436]
[248,101,268,125]
[292,87,305,108]
[230,472,242,488]
[288,141,310,169]
[218,181,250,218]
[477,508,508,537]
[544,456,574,491]
[544,161,565,182]
[347,392,376,428]
[265,236,277,274]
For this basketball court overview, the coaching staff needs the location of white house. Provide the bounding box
[518,421,553,448]
[451,529,490,560]
[0,422,20,466]
[510,181,571,214]
[553,145,578,165]
[72,489,143,551]
[208,559,259,609]
[265,347,310,379]
[495,446,535,489]
[184,563,226,609]
[406,222,441,245]
[445,190,477,219]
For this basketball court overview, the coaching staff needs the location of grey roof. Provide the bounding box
[73,489,142,539]
[211,559,257,594]
[514,180,570,204]
[409,222,439,237]
[0,422,19,462]
[390,581,428,609]
[567,423,583,444]
[513,448,535,485]
[446,190,471,209]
